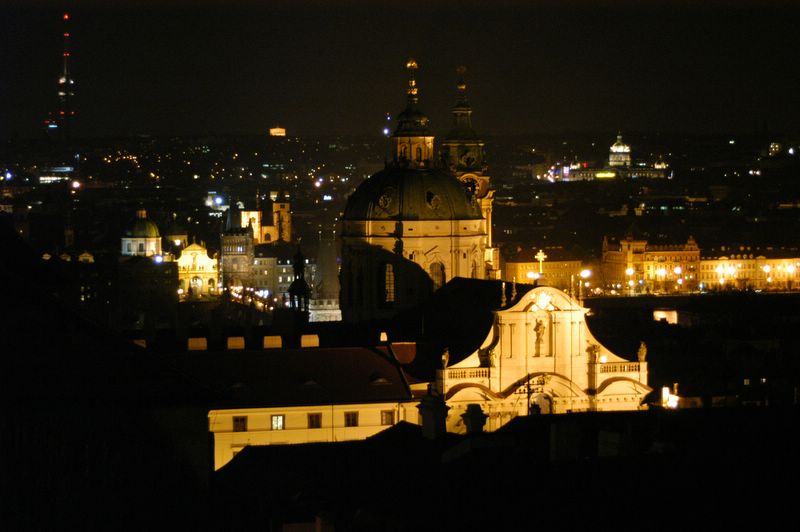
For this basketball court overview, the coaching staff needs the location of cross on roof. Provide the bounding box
[535,249,547,273]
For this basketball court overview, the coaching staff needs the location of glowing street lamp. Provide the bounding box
[625,267,635,295]
[578,269,591,302]
[656,267,667,293]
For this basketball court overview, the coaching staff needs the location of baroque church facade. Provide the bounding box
[438,284,651,433]
[340,60,496,322]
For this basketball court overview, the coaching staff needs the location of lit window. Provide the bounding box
[344,412,359,427]
[308,413,322,429]
[232,416,247,432]
[381,410,395,426]
[271,414,285,431]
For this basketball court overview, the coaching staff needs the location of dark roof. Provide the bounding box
[174,346,414,409]
[343,166,482,221]
[401,277,535,378]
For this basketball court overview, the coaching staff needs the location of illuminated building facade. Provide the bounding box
[121,209,162,258]
[608,132,631,167]
[220,202,255,289]
[340,60,487,321]
[698,249,800,291]
[177,243,218,298]
[602,233,700,293]
[203,346,418,470]
[438,285,650,430]
[240,192,292,245]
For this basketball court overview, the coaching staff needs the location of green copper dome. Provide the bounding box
[124,210,160,238]
[343,167,482,222]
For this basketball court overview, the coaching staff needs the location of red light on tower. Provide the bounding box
[63,13,70,21]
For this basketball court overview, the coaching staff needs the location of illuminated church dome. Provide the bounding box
[343,167,482,222]
[121,209,162,257]
[340,59,488,322]
[124,209,160,238]
[343,59,482,224]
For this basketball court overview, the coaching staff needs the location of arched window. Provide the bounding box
[471,260,480,279]
[138,242,145,253]
[415,146,423,162]
[400,145,408,159]
[430,262,445,290]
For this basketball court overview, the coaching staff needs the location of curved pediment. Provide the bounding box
[505,285,583,313]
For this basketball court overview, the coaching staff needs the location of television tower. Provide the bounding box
[44,13,76,141]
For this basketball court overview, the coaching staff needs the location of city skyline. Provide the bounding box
[2,0,800,140]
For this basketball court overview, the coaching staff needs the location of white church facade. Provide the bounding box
[438,285,651,433]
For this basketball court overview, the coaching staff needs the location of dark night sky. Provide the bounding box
[2,0,799,139]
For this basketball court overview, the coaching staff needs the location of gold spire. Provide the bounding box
[456,65,467,94]
[406,58,418,97]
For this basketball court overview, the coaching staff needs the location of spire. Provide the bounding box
[391,58,434,168]
[449,66,475,135]
[406,58,419,107]
[225,198,241,231]
[455,65,468,106]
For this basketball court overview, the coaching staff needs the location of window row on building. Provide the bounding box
[228,410,398,432]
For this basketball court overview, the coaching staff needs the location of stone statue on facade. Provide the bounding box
[637,341,647,362]
[534,319,545,357]
[586,344,600,363]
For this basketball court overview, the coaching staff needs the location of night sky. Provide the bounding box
[2,0,799,139]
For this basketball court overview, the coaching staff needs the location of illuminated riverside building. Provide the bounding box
[698,248,800,291]
[601,233,700,293]
[340,60,488,321]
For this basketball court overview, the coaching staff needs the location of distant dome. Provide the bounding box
[343,167,482,222]
[124,209,160,238]
[610,133,630,153]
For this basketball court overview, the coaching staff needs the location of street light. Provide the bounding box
[656,267,667,293]
[579,269,591,302]
[625,267,635,296]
